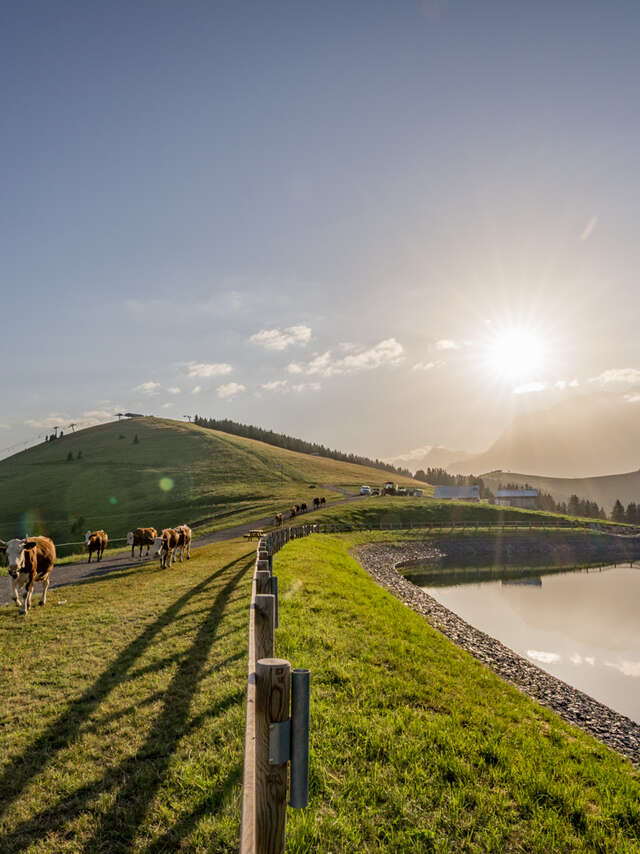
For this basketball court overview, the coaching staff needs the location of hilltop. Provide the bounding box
[480,468,640,515]
[0,417,421,542]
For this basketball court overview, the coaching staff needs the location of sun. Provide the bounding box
[484,326,549,383]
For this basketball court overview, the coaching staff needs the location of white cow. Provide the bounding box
[0,536,56,615]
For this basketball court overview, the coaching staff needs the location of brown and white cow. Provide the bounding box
[0,536,56,615]
[274,513,283,527]
[152,528,180,568]
[175,524,192,562]
[126,527,157,558]
[85,530,108,563]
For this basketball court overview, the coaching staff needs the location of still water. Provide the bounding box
[404,562,640,724]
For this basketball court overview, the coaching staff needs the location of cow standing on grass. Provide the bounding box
[175,524,192,561]
[85,530,108,563]
[152,528,180,568]
[0,536,56,615]
[275,513,283,526]
[127,527,157,558]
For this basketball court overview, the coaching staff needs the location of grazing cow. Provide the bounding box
[300,502,308,513]
[290,507,297,519]
[175,524,192,561]
[152,528,180,568]
[85,530,108,563]
[320,497,326,505]
[0,536,56,615]
[313,497,320,509]
[275,513,283,527]
[126,527,157,558]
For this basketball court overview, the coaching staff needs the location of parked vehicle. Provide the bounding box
[360,485,372,495]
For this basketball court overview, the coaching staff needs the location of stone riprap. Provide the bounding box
[354,540,640,765]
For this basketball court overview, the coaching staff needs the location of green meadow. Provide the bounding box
[1,530,639,852]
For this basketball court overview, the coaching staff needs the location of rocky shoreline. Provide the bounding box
[353,541,640,765]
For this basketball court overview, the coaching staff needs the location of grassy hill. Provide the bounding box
[481,469,640,515]
[0,417,422,544]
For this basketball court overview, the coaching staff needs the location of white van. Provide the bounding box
[360,485,372,495]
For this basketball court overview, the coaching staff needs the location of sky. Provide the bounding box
[2,0,640,463]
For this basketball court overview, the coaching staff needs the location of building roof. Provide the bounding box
[433,485,480,499]
[496,489,539,498]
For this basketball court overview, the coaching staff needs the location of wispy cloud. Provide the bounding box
[217,382,246,399]
[250,324,312,351]
[435,339,460,351]
[192,385,201,395]
[167,386,181,394]
[134,381,161,396]
[412,360,441,372]
[261,379,321,393]
[288,338,404,377]
[512,381,547,395]
[580,215,598,241]
[589,368,640,386]
[261,380,289,392]
[604,659,640,678]
[0,423,9,429]
[554,379,579,390]
[25,413,72,429]
[184,362,233,378]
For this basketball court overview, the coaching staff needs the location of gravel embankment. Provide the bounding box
[354,541,640,765]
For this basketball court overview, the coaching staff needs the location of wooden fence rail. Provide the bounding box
[240,524,315,854]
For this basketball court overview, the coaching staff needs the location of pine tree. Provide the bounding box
[612,499,626,522]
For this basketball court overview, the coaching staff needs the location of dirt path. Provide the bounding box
[0,491,363,606]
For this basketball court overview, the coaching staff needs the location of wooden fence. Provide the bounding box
[240,524,315,854]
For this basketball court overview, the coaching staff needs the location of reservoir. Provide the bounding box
[403,562,640,724]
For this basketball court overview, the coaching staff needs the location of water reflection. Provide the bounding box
[404,561,640,724]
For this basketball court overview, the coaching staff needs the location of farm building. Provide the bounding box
[496,488,538,509]
[433,485,480,501]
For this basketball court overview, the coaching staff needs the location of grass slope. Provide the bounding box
[276,536,640,853]
[0,417,421,544]
[1,534,639,851]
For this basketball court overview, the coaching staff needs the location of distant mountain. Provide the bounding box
[447,394,640,478]
[386,445,473,473]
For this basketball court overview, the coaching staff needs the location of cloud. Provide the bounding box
[161,402,174,408]
[167,386,181,394]
[0,423,9,429]
[604,659,640,678]
[412,360,441,372]
[288,338,405,378]
[624,393,640,404]
[261,379,321,394]
[82,410,116,421]
[554,379,579,390]
[527,650,561,664]
[217,382,246,399]
[512,381,547,395]
[184,362,233,378]
[589,368,640,386]
[134,381,161,395]
[25,413,72,429]
[250,324,312,351]
[580,215,598,241]
[570,653,595,666]
[192,385,201,395]
[435,339,460,351]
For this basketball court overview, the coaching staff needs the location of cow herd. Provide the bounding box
[1,522,193,616]
[280,495,325,524]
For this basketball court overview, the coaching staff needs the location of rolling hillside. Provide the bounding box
[0,417,422,542]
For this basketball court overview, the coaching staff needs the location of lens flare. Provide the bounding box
[159,477,174,492]
[484,327,549,383]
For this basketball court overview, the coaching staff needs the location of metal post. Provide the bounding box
[289,668,310,808]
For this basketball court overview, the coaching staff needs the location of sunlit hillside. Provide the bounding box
[0,417,422,542]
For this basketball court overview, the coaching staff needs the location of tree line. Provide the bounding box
[193,415,414,478]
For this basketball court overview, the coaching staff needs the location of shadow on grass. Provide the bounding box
[0,555,253,853]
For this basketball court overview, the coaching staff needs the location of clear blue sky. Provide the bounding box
[2,1,640,461]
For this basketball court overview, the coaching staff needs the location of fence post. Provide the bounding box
[255,658,291,854]
[256,570,272,595]
[254,594,275,661]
